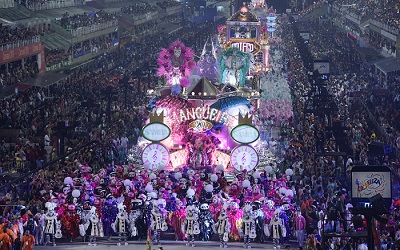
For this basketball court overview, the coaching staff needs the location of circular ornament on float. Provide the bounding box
[231,124,260,144]
[230,145,259,171]
[142,122,171,142]
[142,143,170,170]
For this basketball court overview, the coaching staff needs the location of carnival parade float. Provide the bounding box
[42,2,298,248]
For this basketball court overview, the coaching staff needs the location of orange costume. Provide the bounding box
[0,232,11,250]
[22,234,35,250]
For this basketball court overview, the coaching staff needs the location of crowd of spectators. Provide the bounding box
[374,2,400,30]
[0,25,39,49]
[70,32,118,58]
[1,4,400,249]
[58,10,118,31]
[0,59,39,87]
[334,0,399,32]
[44,48,70,68]
[0,19,221,208]
[276,15,400,249]
[120,2,157,17]
[297,0,327,16]
[283,12,400,246]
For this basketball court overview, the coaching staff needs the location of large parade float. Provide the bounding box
[130,3,287,175]
[41,2,297,248]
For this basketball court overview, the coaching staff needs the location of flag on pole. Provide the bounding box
[146,229,152,250]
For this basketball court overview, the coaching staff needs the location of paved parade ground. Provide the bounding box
[36,240,297,250]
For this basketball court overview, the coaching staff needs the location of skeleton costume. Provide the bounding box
[182,205,200,247]
[88,206,103,246]
[44,202,59,246]
[213,204,230,248]
[199,203,214,241]
[129,199,145,239]
[252,201,265,243]
[241,204,256,249]
[112,203,129,246]
[150,199,168,245]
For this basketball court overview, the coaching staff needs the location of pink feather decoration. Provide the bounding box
[180,77,190,87]
[157,40,195,86]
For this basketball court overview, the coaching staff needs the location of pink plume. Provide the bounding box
[180,77,190,87]
[157,67,166,76]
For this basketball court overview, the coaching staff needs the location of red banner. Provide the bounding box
[0,42,44,64]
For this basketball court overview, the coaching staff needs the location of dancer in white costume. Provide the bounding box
[88,206,103,246]
[182,205,200,247]
[268,209,286,249]
[113,202,129,246]
[150,199,168,245]
[213,203,230,248]
[241,204,256,249]
[44,202,59,246]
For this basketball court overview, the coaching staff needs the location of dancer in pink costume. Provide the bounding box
[226,200,242,241]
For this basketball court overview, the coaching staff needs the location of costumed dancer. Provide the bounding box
[129,198,146,240]
[169,198,186,241]
[252,201,265,243]
[241,204,256,249]
[79,201,92,242]
[182,205,200,247]
[227,200,242,241]
[199,203,214,241]
[44,202,59,246]
[267,209,286,249]
[112,203,129,246]
[88,206,103,246]
[150,199,168,245]
[210,196,223,223]
[61,204,80,242]
[102,194,117,240]
[213,203,230,248]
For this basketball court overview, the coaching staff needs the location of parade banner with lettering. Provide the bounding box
[224,39,261,55]
[0,42,44,64]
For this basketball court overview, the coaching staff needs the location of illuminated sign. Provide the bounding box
[351,165,392,209]
[231,42,254,53]
[142,122,171,142]
[231,124,259,144]
[176,106,235,126]
[189,119,213,133]
[225,39,261,55]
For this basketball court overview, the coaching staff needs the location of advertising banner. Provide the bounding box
[0,42,44,64]
[351,165,392,208]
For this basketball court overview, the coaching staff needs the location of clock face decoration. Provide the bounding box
[142,143,170,170]
[230,145,259,171]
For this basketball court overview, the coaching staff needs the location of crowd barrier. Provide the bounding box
[0,36,40,52]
